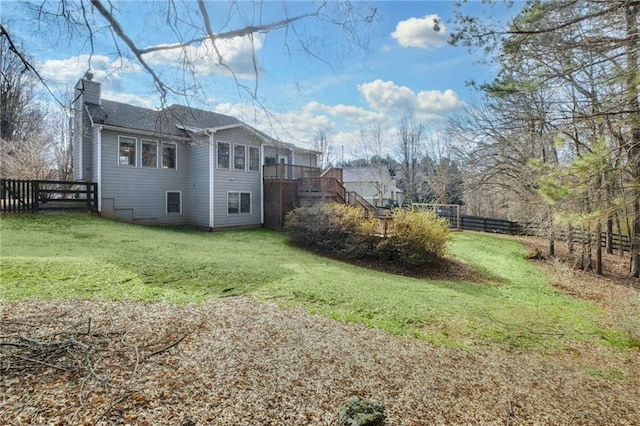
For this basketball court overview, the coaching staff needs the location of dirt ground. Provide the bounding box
[1,236,639,425]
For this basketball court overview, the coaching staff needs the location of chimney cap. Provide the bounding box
[84,71,94,81]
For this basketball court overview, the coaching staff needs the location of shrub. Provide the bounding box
[376,208,451,266]
[285,204,451,267]
[284,205,333,250]
[284,203,378,258]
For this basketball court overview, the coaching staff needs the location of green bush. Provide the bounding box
[376,208,451,266]
[284,204,451,267]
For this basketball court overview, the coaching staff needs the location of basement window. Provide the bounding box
[228,192,251,215]
[167,191,181,214]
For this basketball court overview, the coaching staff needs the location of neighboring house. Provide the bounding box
[342,167,403,207]
[72,74,317,229]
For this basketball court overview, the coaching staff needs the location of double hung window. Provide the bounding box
[234,145,246,170]
[167,191,181,214]
[141,140,158,167]
[249,147,260,172]
[162,142,177,169]
[218,142,230,169]
[228,192,251,215]
[119,137,136,166]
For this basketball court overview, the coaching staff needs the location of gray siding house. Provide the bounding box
[72,74,318,229]
[342,167,403,207]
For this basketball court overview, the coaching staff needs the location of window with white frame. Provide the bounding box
[234,144,246,170]
[249,146,260,172]
[217,142,230,169]
[167,191,181,214]
[227,192,251,215]
[141,140,158,167]
[119,136,136,166]
[162,142,177,169]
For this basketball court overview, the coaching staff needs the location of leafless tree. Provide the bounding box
[357,121,393,204]
[397,112,423,203]
[0,36,44,142]
[0,34,60,179]
[312,129,334,170]
[4,1,375,107]
[423,129,463,205]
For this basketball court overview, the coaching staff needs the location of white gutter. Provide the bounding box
[101,124,192,141]
[210,123,244,132]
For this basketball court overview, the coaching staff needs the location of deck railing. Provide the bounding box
[263,164,321,180]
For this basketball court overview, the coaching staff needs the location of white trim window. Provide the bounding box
[118,136,137,166]
[162,142,177,169]
[249,146,260,172]
[227,192,251,215]
[167,191,182,214]
[217,142,230,169]
[141,139,158,168]
[234,144,246,170]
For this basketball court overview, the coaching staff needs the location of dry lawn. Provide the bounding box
[2,235,639,425]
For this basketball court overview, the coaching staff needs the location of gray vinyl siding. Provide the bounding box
[82,116,94,180]
[82,80,101,105]
[294,152,317,168]
[72,106,94,180]
[99,129,191,225]
[212,128,262,228]
[72,100,83,180]
[184,136,211,227]
[264,146,291,164]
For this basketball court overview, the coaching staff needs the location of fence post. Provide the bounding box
[31,181,39,213]
[85,183,91,211]
[93,182,98,211]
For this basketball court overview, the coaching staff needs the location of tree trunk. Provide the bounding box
[548,207,555,257]
[606,216,614,255]
[596,222,603,275]
[625,4,640,278]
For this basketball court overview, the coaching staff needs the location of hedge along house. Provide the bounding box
[72,74,318,229]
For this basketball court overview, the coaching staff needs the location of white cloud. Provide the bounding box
[101,91,157,109]
[358,79,465,118]
[39,55,142,87]
[358,80,416,112]
[304,101,385,125]
[143,36,262,79]
[392,14,447,49]
[416,89,461,113]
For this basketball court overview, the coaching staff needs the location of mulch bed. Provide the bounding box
[2,297,639,425]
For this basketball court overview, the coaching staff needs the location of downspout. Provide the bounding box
[205,129,215,230]
[94,125,102,213]
[260,144,264,225]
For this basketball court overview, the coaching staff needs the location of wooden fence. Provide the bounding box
[1,179,98,213]
[431,211,632,254]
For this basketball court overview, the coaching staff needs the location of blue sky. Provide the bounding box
[1,1,519,158]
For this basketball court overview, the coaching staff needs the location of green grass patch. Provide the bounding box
[0,213,634,352]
